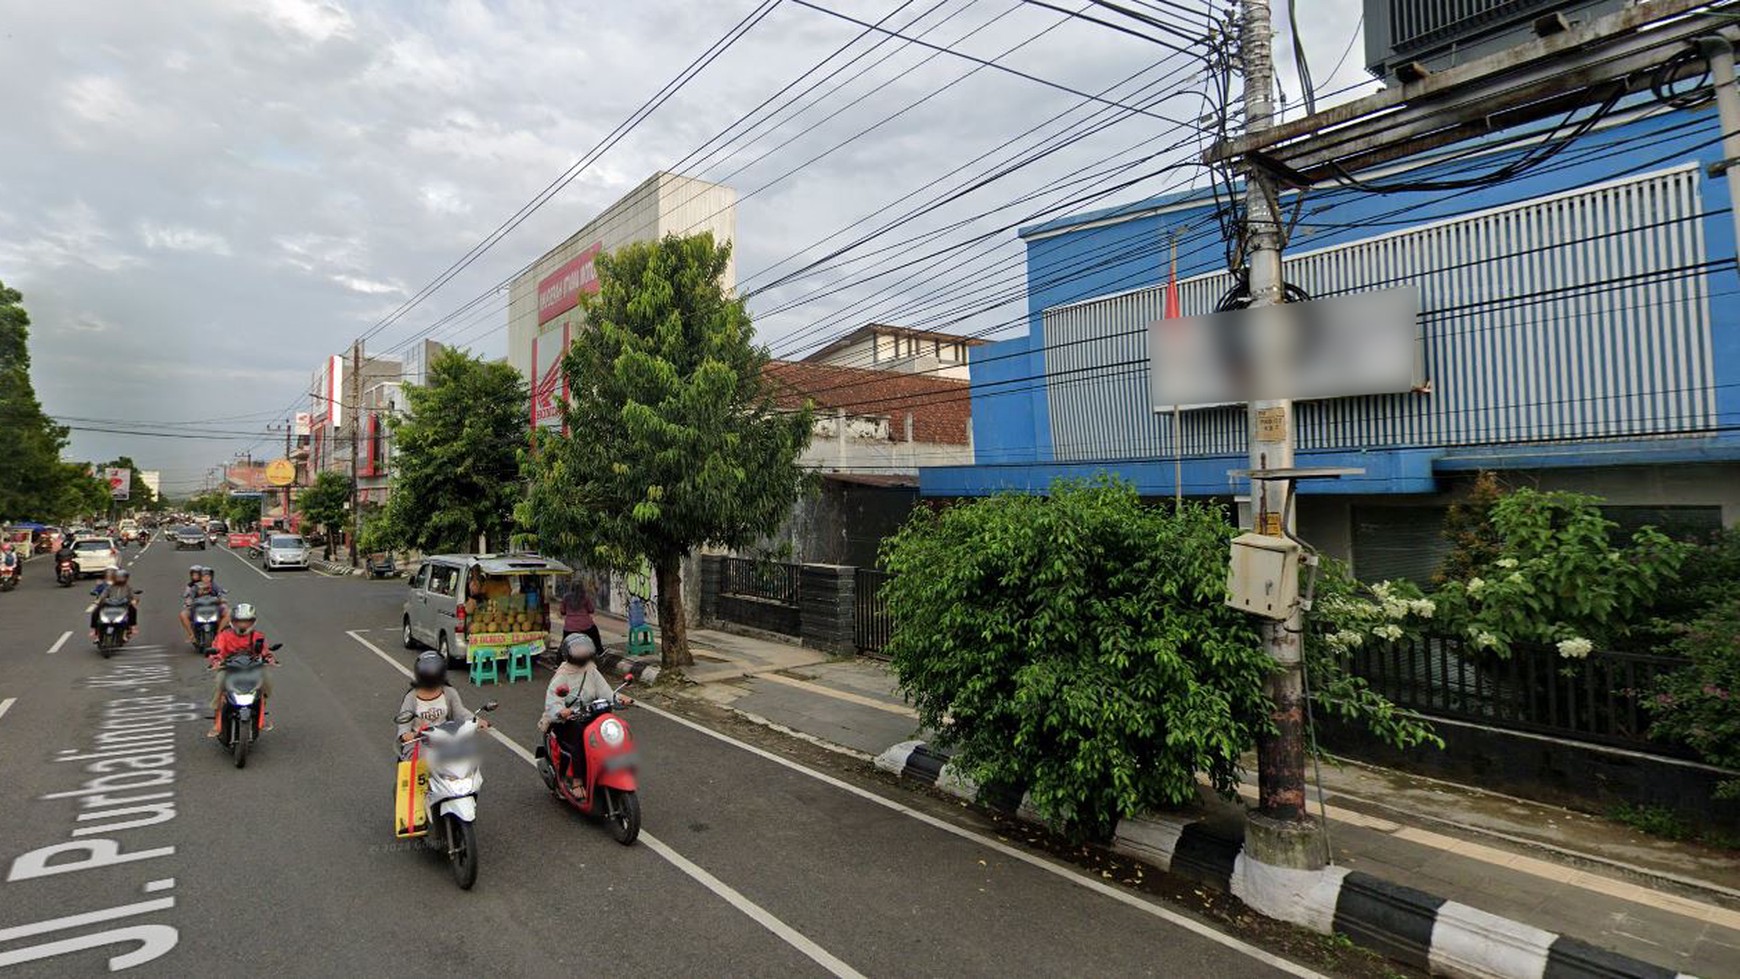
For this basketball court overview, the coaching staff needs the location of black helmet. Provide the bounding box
[561,633,598,665]
[413,651,446,688]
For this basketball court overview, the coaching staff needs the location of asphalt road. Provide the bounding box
[0,540,1323,978]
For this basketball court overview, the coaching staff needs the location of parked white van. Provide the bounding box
[401,553,572,666]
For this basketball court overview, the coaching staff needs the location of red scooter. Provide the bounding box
[535,675,640,844]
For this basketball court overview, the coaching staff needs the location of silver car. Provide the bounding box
[262,534,310,571]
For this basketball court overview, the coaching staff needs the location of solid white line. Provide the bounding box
[217,542,273,580]
[344,630,867,979]
[47,631,72,655]
[83,603,95,614]
[0,699,14,722]
[635,702,1330,979]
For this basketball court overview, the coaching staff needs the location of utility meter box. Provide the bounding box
[1227,533,1300,621]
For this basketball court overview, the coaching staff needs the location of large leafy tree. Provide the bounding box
[297,470,351,559]
[375,348,526,555]
[0,280,88,522]
[522,233,812,669]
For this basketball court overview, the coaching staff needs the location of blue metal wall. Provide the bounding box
[931,103,1740,497]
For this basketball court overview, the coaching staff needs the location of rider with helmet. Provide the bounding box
[396,652,486,758]
[207,603,274,737]
[180,566,229,641]
[0,541,19,573]
[539,634,632,783]
[89,568,139,641]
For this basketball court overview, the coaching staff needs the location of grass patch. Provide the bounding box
[1608,803,1740,849]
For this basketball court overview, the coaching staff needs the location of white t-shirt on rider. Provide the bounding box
[413,693,449,728]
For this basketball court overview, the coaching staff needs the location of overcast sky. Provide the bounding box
[0,0,1368,494]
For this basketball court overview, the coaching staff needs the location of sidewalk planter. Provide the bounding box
[875,740,1696,979]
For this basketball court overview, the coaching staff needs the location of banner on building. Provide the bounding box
[1148,286,1422,410]
[536,242,602,325]
[530,327,570,432]
[106,468,131,501]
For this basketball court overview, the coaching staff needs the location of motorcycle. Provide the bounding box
[94,600,133,657]
[211,643,281,769]
[394,700,499,890]
[190,603,223,651]
[56,558,77,586]
[0,563,17,592]
[535,674,641,845]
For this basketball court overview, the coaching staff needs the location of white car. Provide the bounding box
[262,535,310,571]
[71,537,120,578]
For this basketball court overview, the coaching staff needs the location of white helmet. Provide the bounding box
[561,633,598,664]
[232,603,257,632]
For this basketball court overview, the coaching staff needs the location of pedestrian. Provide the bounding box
[560,578,603,663]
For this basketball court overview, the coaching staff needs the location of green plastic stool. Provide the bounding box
[506,645,535,683]
[627,624,657,658]
[468,650,500,686]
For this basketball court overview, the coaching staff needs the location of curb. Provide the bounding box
[310,560,359,577]
[598,647,661,686]
[874,741,1696,979]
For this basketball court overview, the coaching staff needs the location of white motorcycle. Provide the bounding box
[395,701,498,890]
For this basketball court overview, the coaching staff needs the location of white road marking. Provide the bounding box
[0,698,14,722]
[217,541,273,580]
[345,630,868,979]
[46,631,71,654]
[635,702,1331,979]
[83,603,95,613]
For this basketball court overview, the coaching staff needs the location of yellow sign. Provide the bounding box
[1261,513,1283,536]
[1255,407,1287,443]
[265,459,295,487]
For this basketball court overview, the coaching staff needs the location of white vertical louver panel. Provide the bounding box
[1042,165,1716,463]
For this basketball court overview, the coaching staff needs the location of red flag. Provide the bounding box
[1164,247,1181,320]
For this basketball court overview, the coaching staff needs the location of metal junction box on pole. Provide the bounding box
[1226,532,1300,621]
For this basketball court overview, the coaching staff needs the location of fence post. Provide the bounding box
[798,564,855,655]
[699,554,721,627]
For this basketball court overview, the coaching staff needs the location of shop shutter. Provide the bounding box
[1351,506,1451,584]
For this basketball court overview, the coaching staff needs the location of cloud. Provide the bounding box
[331,274,402,295]
[61,75,141,128]
[252,0,354,44]
[419,182,471,216]
[139,223,232,256]
[0,202,140,273]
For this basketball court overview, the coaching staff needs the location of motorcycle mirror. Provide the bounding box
[481,701,499,712]
[394,710,415,724]
[622,674,635,684]
[268,643,283,651]
[554,685,569,697]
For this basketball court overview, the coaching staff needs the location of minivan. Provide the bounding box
[402,553,572,666]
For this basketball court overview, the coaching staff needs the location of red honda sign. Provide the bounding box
[536,243,602,325]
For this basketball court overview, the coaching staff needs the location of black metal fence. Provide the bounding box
[718,557,800,607]
[1345,634,1687,752]
[855,568,896,655]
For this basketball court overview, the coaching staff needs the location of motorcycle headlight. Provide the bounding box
[598,718,626,747]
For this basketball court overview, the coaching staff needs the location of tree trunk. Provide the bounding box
[655,553,692,670]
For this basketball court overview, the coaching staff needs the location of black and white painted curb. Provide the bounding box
[875,741,1696,979]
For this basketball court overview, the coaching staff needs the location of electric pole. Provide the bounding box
[1240,0,1319,863]
[350,340,363,567]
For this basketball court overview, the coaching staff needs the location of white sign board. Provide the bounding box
[1148,286,1422,410]
[106,468,131,501]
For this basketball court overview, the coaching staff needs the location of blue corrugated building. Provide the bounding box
[919,102,1740,579]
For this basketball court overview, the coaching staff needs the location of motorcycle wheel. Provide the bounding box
[232,715,251,769]
[446,815,478,890]
[605,788,641,846]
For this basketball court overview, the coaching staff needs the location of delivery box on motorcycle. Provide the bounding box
[394,749,431,838]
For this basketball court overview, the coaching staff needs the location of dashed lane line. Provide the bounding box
[215,542,273,581]
[0,698,13,722]
[46,631,71,655]
[345,629,868,979]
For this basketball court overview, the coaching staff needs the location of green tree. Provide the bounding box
[0,280,86,522]
[298,471,352,560]
[521,233,812,670]
[374,348,526,556]
[1436,470,1506,584]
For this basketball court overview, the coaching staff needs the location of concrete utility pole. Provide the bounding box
[350,340,363,567]
[1699,35,1740,270]
[1240,0,1319,864]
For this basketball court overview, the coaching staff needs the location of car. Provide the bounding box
[71,537,120,577]
[173,527,207,550]
[403,552,571,666]
[262,534,310,571]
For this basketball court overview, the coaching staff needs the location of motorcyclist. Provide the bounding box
[181,565,203,599]
[0,542,19,578]
[54,537,78,573]
[180,568,228,640]
[207,603,274,737]
[90,568,139,641]
[539,634,632,785]
[183,580,228,643]
[396,652,486,758]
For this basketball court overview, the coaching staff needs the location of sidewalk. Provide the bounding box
[601,619,1740,977]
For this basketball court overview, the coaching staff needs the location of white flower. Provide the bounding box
[1473,631,1501,650]
[1556,637,1594,660]
[1506,572,1525,585]
[1370,581,1394,601]
[1409,598,1436,619]
[1373,624,1404,641]
[1495,558,1518,570]
[1381,599,1410,621]
[1466,577,1486,597]
[1329,630,1364,650]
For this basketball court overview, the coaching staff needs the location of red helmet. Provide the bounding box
[1,543,12,552]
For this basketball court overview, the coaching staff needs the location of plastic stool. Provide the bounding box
[506,646,535,683]
[627,624,657,658]
[469,650,500,686]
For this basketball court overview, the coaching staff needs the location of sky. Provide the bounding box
[0,0,1371,496]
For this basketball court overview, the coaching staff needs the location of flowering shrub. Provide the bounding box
[1307,566,1443,751]
[1431,488,1688,657]
[1649,598,1740,798]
